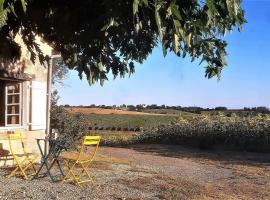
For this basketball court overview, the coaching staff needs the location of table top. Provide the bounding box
[36,137,69,151]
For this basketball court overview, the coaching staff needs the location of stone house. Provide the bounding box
[0,35,55,166]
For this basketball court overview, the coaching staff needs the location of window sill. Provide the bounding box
[0,126,24,131]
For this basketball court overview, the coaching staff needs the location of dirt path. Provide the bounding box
[0,144,269,200]
[99,144,270,200]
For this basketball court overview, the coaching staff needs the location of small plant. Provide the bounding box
[134,127,140,132]
[129,127,135,132]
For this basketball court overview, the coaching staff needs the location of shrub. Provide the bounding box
[50,104,89,149]
[129,127,135,132]
[134,127,140,132]
[134,115,270,152]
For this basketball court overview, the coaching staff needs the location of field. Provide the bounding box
[65,107,169,115]
[65,107,179,130]
[143,108,196,116]
[85,114,178,129]
[59,106,270,152]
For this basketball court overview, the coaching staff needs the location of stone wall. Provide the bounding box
[0,130,45,166]
[0,35,52,166]
[0,34,52,82]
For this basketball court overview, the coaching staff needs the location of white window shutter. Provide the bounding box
[30,81,47,130]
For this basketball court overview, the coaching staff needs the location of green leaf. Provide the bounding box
[141,0,148,6]
[133,0,139,15]
[0,0,4,11]
[185,33,192,47]
[173,34,179,54]
[88,71,93,86]
[100,79,105,86]
[155,0,163,42]
[21,0,27,13]
[182,50,186,58]
[135,22,140,33]
[162,43,167,57]
[98,62,103,72]
[170,0,182,21]
[9,3,17,18]
[0,9,8,29]
[101,18,119,31]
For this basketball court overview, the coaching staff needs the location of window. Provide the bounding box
[0,80,22,127]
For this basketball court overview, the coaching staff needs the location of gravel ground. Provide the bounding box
[0,144,270,200]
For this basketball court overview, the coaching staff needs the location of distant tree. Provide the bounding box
[149,104,158,109]
[127,105,136,111]
[254,107,269,114]
[176,106,182,110]
[215,107,228,111]
[136,104,144,111]
[244,107,250,111]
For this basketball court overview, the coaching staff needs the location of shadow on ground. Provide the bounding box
[123,144,270,167]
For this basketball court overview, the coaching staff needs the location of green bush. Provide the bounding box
[134,115,270,152]
[51,104,89,149]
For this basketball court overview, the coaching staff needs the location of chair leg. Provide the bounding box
[20,165,29,180]
[80,163,94,185]
[8,156,28,178]
[74,162,94,184]
[8,157,38,180]
[8,166,19,178]
[62,160,79,186]
[16,161,29,180]
[28,157,38,174]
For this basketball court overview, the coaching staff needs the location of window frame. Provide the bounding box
[3,82,23,127]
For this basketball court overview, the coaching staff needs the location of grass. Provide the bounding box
[88,130,138,145]
[143,109,197,116]
[83,113,178,129]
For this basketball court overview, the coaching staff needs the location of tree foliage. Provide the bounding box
[52,57,69,85]
[50,91,89,149]
[0,0,245,84]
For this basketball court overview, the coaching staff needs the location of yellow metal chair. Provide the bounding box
[60,136,101,186]
[8,130,38,180]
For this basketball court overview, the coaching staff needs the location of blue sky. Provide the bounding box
[57,1,270,109]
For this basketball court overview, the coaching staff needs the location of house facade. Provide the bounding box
[0,35,52,166]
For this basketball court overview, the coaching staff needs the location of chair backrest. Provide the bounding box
[83,136,101,146]
[8,130,25,156]
[79,136,101,162]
